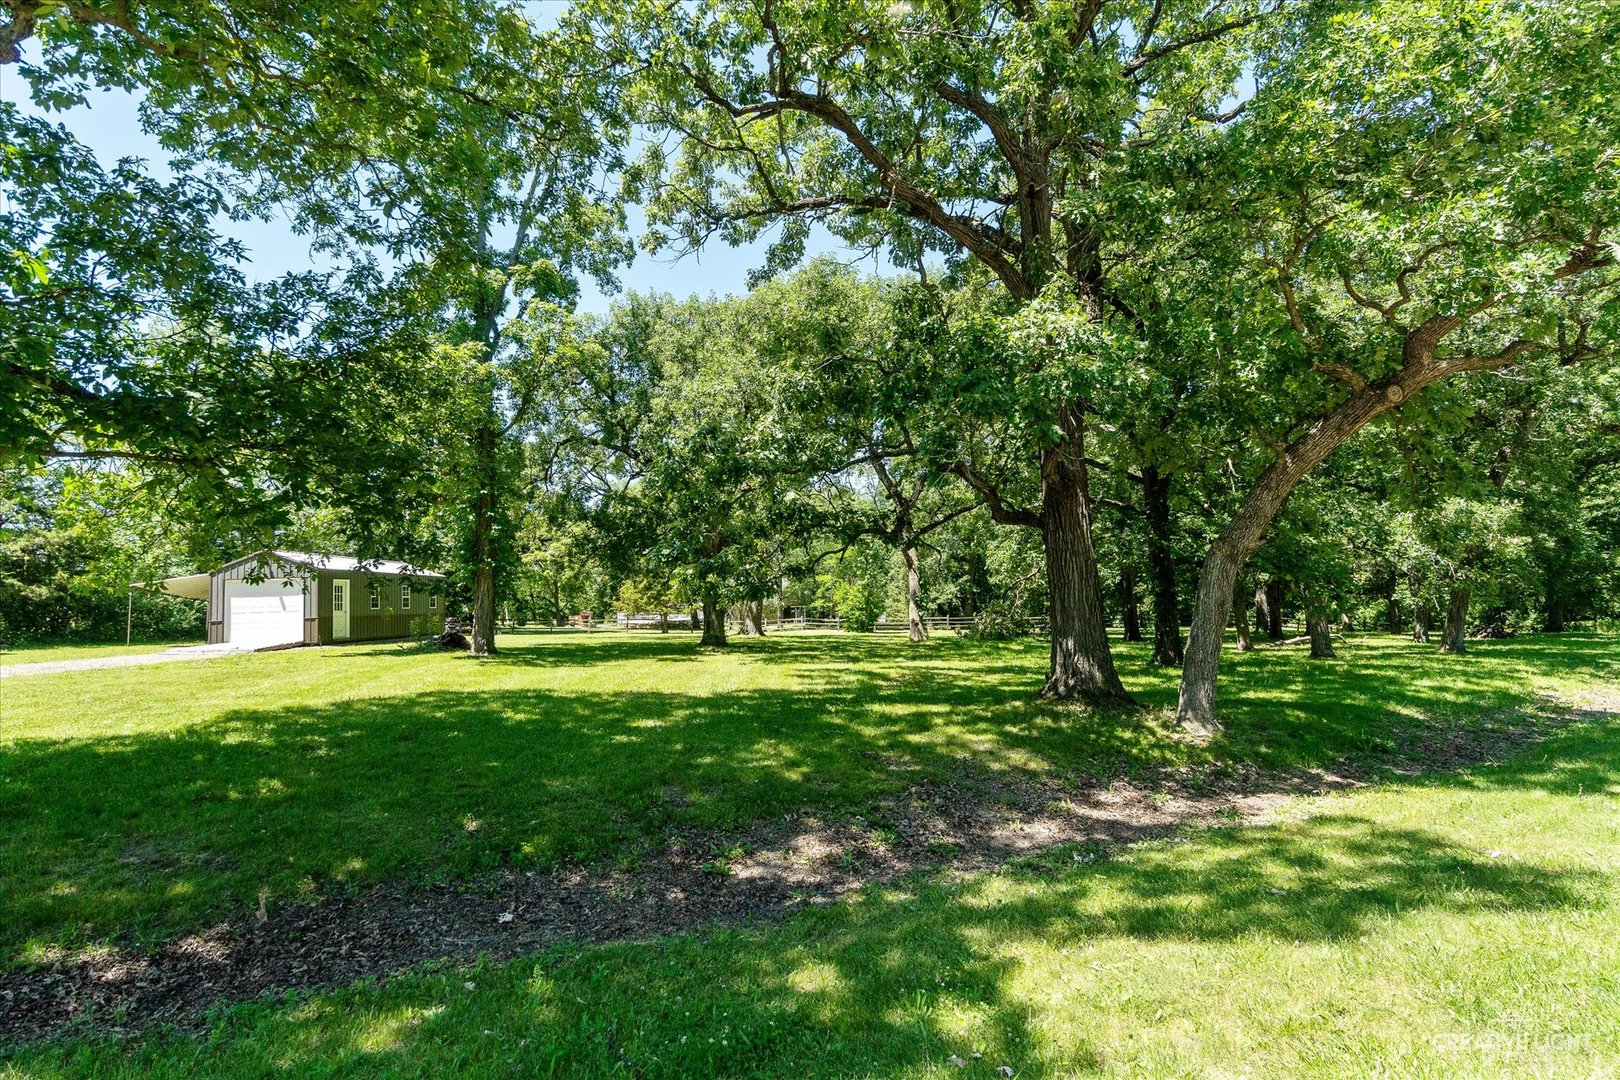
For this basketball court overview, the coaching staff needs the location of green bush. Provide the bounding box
[0,530,204,646]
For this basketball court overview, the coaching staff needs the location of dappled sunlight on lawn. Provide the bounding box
[0,630,1614,969]
[23,717,1615,1077]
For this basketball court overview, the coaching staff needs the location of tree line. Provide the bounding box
[2,0,1615,733]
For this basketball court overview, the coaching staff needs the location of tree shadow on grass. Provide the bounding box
[71,804,1605,1078]
[3,633,1611,972]
[0,679,1158,966]
[1189,633,1620,768]
[333,631,711,667]
[470,630,1618,775]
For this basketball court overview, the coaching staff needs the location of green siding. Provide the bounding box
[314,568,445,644]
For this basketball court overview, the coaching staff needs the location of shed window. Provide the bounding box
[401,583,412,610]
[429,593,438,610]
[370,586,381,611]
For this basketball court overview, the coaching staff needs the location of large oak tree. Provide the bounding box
[587,0,1279,702]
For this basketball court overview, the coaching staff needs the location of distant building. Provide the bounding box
[149,550,445,648]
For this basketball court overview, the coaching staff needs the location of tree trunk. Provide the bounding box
[1120,565,1143,643]
[1385,594,1402,634]
[1040,405,1129,702]
[1177,302,1600,732]
[903,545,928,643]
[1544,588,1566,633]
[469,423,499,657]
[963,549,984,617]
[740,599,766,636]
[659,611,669,634]
[1412,603,1431,643]
[1232,578,1254,652]
[1441,586,1470,654]
[1255,581,1285,641]
[1143,465,1183,666]
[1307,606,1336,658]
[700,593,727,647]
[1176,370,1428,735]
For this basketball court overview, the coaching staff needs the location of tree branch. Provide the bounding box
[1126,6,1275,75]
[947,461,1043,528]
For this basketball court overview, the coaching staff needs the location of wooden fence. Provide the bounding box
[766,615,1050,634]
[502,614,1055,634]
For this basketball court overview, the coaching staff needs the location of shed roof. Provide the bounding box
[263,550,445,577]
[138,549,444,599]
[147,572,210,601]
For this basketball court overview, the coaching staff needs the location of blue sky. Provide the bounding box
[1,51,886,315]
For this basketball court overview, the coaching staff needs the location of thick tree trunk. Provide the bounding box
[1143,465,1183,666]
[1307,606,1336,658]
[659,611,669,634]
[740,599,766,636]
[469,423,499,657]
[472,564,496,654]
[700,593,727,647]
[1232,578,1254,652]
[1120,565,1143,643]
[1544,589,1566,633]
[1412,603,1431,643]
[1041,405,1129,702]
[1441,586,1470,654]
[903,546,928,643]
[1385,595,1402,634]
[1256,581,1285,641]
[1178,542,1245,735]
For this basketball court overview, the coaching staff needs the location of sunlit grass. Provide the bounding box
[0,630,1615,975]
[8,706,1620,1077]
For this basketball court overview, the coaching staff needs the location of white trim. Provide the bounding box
[332,578,351,640]
[401,583,412,610]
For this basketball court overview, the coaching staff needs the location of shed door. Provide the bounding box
[332,578,351,640]
[224,579,304,649]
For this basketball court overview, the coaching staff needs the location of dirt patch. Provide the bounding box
[0,693,1603,1046]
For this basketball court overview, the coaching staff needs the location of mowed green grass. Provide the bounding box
[1,630,1616,973]
[6,642,1620,1077]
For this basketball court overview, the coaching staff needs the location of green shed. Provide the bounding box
[154,550,446,649]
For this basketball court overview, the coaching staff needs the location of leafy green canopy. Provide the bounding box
[541,285,833,613]
[1,104,446,531]
[3,2,627,553]
[5,1,622,267]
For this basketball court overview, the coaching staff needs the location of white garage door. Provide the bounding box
[224,579,305,649]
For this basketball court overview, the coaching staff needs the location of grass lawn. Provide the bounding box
[0,642,189,666]
[2,631,1618,1075]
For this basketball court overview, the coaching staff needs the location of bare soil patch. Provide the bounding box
[0,692,1604,1046]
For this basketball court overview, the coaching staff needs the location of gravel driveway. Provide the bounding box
[0,644,253,679]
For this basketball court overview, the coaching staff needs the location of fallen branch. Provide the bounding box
[1263,632,1349,648]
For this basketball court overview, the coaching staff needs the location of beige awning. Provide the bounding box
[139,573,210,601]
